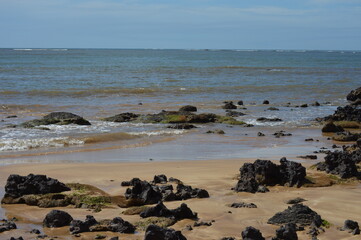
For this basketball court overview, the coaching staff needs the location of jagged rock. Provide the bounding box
[316,150,359,178]
[241,226,265,240]
[257,117,282,122]
[43,210,73,228]
[333,131,361,141]
[103,112,139,122]
[21,112,91,128]
[140,202,197,220]
[222,101,237,109]
[2,174,70,199]
[234,158,306,193]
[121,177,141,187]
[268,204,322,227]
[179,105,197,112]
[70,215,97,234]
[347,87,361,103]
[286,198,306,204]
[341,220,360,235]
[273,223,298,240]
[108,217,136,233]
[0,220,17,233]
[125,180,163,205]
[144,224,187,240]
[153,175,168,184]
[321,105,361,123]
[230,202,257,208]
[167,124,196,130]
[175,184,209,199]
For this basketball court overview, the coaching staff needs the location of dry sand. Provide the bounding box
[0,159,360,240]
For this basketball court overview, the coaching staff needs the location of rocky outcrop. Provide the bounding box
[140,202,197,220]
[316,150,359,178]
[273,223,298,240]
[341,220,360,235]
[321,105,361,123]
[43,210,73,228]
[332,131,361,141]
[21,112,91,128]
[102,112,139,122]
[2,174,70,199]
[234,158,306,193]
[144,224,187,240]
[321,122,344,133]
[179,105,197,112]
[267,204,322,227]
[0,220,17,233]
[346,87,361,104]
[241,226,265,240]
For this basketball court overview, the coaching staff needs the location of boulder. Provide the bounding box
[321,122,344,133]
[103,112,139,122]
[341,220,360,235]
[144,224,187,240]
[238,100,244,105]
[346,87,361,103]
[263,100,270,105]
[140,202,197,220]
[125,180,163,205]
[43,210,73,228]
[3,174,70,199]
[241,226,265,240]
[179,105,197,112]
[70,215,97,234]
[279,157,306,187]
[273,223,298,240]
[316,150,359,178]
[108,217,136,233]
[222,102,237,110]
[267,204,322,227]
[0,220,17,233]
[21,112,90,127]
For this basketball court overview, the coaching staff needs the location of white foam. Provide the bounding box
[128,129,184,136]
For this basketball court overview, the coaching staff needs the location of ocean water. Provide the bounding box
[0,48,360,159]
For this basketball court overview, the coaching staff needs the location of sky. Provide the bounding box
[0,0,361,50]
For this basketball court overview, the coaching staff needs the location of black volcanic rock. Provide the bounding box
[70,215,97,234]
[179,105,197,112]
[43,210,73,228]
[0,220,17,233]
[125,180,162,205]
[321,105,361,123]
[222,101,237,110]
[3,174,70,199]
[346,87,361,103]
[321,122,344,133]
[144,224,187,240]
[341,220,360,235]
[268,204,322,227]
[21,112,91,127]
[103,112,139,122]
[140,202,197,220]
[241,226,265,240]
[273,223,298,240]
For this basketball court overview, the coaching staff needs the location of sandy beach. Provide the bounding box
[0,157,360,240]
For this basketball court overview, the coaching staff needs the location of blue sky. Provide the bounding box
[1,0,360,50]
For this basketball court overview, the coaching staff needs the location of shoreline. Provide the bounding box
[0,159,360,239]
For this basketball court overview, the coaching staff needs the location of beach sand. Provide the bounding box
[0,159,360,240]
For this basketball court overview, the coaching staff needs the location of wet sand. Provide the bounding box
[0,159,360,240]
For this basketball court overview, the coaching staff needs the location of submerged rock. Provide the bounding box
[43,210,73,228]
[257,117,282,122]
[21,112,91,128]
[268,204,322,227]
[144,224,187,240]
[167,124,196,130]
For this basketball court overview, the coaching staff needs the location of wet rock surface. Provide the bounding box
[102,112,139,122]
[144,224,187,240]
[267,204,322,227]
[21,112,91,128]
[43,210,73,228]
[241,226,265,240]
[234,158,306,193]
[2,174,70,199]
[346,87,361,104]
[321,105,361,123]
[257,117,282,122]
[179,105,197,112]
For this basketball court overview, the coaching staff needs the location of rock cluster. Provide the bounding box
[140,202,197,220]
[267,204,322,227]
[21,112,91,128]
[123,176,209,205]
[144,224,187,240]
[234,158,306,193]
[316,150,360,178]
[2,174,70,199]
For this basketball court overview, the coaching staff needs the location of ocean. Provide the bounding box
[0,48,360,162]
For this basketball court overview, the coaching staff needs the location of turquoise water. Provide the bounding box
[0,48,360,156]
